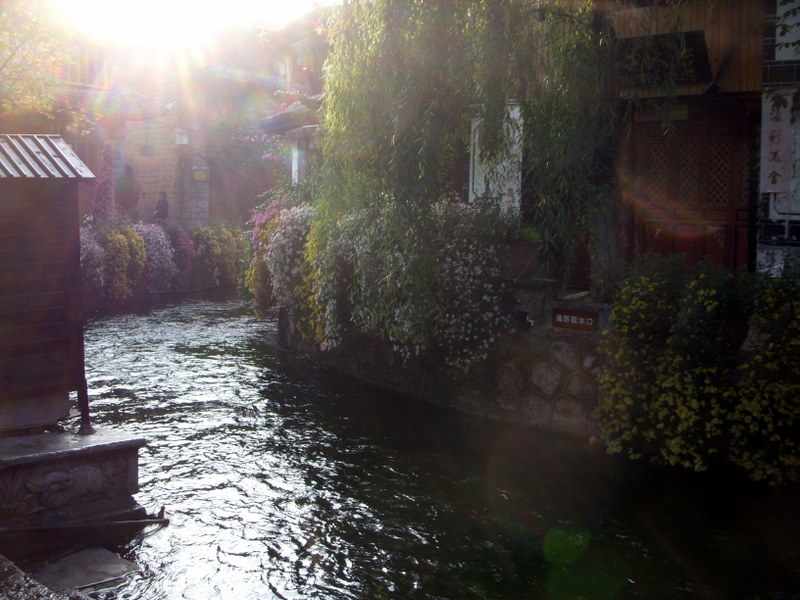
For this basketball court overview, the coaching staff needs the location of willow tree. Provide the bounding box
[316,0,622,276]
[299,0,687,364]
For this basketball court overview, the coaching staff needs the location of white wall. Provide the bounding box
[468,105,522,213]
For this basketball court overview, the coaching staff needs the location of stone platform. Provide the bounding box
[0,429,148,561]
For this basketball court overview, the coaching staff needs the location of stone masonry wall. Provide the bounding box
[280,291,611,439]
[450,326,603,438]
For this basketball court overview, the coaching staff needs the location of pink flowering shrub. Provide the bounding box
[249,195,289,248]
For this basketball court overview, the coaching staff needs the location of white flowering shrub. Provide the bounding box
[307,197,512,371]
[263,204,315,309]
[133,223,177,292]
[432,202,510,370]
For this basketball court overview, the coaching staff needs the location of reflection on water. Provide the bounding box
[81,298,799,600]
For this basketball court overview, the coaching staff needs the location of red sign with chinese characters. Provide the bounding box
[551,308,598,332]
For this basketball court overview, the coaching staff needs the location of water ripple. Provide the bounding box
[80,298,800,600]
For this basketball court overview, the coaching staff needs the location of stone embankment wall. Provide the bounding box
[280,286,611,439]
[450,324,605,438]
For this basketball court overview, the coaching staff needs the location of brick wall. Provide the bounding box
[124,119,179,223]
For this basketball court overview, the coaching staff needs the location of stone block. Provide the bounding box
[0,394,70,433]
[530,361,562,397]
[566,374,597,402]
[551,340,581,371]
[551,398,590,437]
[31,546,138,593]
[522,397,553,429]
[496,361,524,396]
[524,331,550,359]
[451,387,486,416]
[0,430,147,526]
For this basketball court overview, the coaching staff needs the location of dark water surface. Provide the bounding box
[81,298,798,600]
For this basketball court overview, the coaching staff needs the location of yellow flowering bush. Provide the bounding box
[191,224,243,289]
[597,258,800,484]
[647,265,751,470]
[99,224,146,302]
[596,256,686,459]
[244,218,277,310]
[728,276,800,484]
[191,226,222,287]
[215,224,244,288]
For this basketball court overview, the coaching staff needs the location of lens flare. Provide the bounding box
[617,163,723,241]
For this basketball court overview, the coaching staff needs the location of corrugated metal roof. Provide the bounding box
[0,134,95,180]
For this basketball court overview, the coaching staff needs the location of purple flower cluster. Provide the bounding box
[79,226,105,302]
[249,196,289,248]
[134,223,178,292]
[91,141,117,220]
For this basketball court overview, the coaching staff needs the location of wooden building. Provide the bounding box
[0,135,157,561]
[0,134,93,434]
[611,0,764,270]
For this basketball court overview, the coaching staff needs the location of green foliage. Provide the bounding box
[0,0,69,119]
[321,0,474,214]
[517,5,619,276]
[320,0,628,284]
[597,258,799,484]
[305,0,626,369]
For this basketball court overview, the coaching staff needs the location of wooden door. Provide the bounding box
[626,106,754,269]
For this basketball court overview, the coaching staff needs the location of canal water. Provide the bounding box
[80,298,798,600]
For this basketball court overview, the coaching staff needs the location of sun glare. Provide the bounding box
[49,0,336,51]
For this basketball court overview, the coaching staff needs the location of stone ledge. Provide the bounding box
[0,430,147,470]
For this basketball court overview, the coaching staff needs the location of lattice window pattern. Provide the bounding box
[676,140,700,205]
[708,140,732,207]
[645,141,668,204]
[738,142,750,207]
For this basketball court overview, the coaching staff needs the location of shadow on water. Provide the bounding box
[78,297,799,600]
